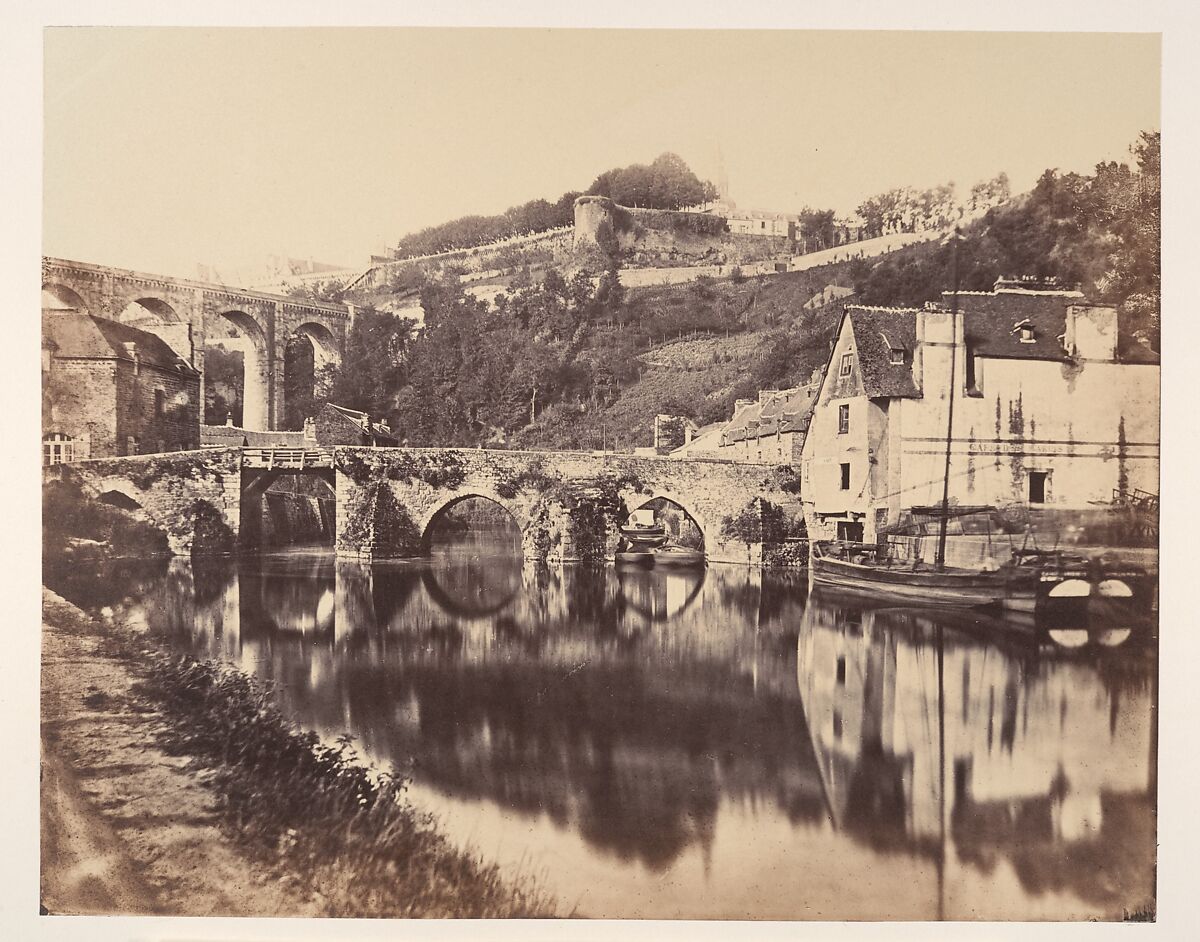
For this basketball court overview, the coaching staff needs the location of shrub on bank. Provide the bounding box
[132,654,556,918]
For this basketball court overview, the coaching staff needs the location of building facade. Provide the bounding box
[42,313,201,463]
[800,281,1160,543]
[717,379,822,464]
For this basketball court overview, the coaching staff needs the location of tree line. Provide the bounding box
[852,132,1159,346]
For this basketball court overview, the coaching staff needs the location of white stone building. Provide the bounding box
[800,280,1160,543]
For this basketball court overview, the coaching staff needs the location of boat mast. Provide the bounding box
[934,228,962,571]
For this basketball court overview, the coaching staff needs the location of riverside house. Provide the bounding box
[42,311,201,463]
[800,278,1160,544]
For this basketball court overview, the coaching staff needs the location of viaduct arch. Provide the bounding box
[42,256,351,431]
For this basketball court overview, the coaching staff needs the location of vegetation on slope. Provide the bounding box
[277,132,1158,452]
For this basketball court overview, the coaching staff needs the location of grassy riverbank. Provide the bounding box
[41,588,556,918]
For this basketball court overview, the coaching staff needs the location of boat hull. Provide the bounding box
[615,551,655,568]
[809,549,1047,610]
[653,548,706,569]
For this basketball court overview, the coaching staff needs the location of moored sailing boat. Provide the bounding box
[809,538,1090,611]
[808,230,1089,614]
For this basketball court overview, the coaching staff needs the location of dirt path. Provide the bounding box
[40,590,319,917]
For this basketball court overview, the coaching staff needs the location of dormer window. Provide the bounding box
[889,348,905,364]
[1013,319,1036,343]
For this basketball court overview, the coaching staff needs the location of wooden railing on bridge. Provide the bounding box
[242,448,333,470]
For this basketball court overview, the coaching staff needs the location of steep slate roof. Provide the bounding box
[722,401,760,444]
[845,306,921,398]
[948,289,1160,365]
[43,314,197,373]
[721,382,821,443]
[950,290,1079,362]
[668,420,725,457]
[758,383,821,435]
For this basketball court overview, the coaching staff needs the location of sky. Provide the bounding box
[43,28,1160,279]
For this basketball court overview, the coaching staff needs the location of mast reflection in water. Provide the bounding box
[64,531,1156,920]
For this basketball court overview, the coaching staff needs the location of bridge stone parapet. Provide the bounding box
[43,448,242,556]
[332,447,797,564]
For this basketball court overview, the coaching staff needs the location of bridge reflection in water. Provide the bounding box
[70,538,1156,920]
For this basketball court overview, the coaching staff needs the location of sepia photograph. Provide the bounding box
[23,9,1180,933]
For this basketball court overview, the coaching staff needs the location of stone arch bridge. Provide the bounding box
[44,447,800,566]
[42,256,352,431]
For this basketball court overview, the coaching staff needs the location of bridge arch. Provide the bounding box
[419,491,528,554]
[620,489,709,549]
[209,309,270,431]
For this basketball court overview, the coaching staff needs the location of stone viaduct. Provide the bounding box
[42,257,352,431]
[44,447,801,565]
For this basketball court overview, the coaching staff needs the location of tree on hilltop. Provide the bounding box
[587,152,716,210]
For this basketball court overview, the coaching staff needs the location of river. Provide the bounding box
[51,526,1157,920]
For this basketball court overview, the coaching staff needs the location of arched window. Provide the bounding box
[43,432,75,466]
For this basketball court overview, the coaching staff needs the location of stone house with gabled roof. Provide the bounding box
[42,312,200,463]
[718,378,823,464]
[800,279,1160,543]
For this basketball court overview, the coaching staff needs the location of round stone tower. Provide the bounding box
[573,195,618,253]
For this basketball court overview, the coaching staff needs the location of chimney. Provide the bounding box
[225,411,234,427]
[123,341,139,375]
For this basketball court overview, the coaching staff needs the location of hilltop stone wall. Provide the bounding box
[573,196,793,269]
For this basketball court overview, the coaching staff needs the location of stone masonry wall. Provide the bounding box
[43,448,242,555]
[43,360,119,458]
[573,196,793,269]
[114,359,201,454]
[333,447,794,564]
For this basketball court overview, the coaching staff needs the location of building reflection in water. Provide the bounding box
[68,543,1155,920]
[799,589,1156,916]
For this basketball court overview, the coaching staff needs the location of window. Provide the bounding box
[840,352,853,377]
[837,520,864,541]
[836,656,846,686]
[43,433,74,466]
[890,347,905,364]
[154,388,165,417]
[838,404,850,434]
[840,463,851,490]
[1028,471,1049,504]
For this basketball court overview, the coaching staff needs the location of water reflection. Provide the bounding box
[57,542,1156,920]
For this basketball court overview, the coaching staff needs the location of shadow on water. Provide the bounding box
[62,537,1157,919]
